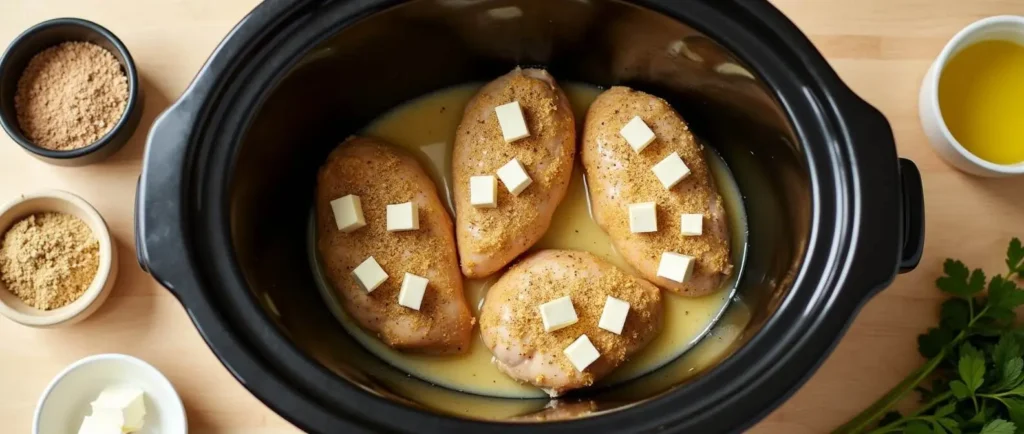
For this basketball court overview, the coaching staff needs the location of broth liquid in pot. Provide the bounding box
[309,83,748,399]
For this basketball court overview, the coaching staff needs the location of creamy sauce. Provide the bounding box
[309,82,748,399]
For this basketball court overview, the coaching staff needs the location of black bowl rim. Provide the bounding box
[0,17,140,160]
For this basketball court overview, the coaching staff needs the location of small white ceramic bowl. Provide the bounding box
[0,190,118,327]
[34,354,187,434]
[919,15,1024,177]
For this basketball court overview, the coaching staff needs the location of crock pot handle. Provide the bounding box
[135,98,198,297]
[898,158,924,273]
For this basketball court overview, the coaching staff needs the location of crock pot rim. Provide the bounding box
[137,0,915,432]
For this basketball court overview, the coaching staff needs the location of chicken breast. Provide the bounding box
[452,68,576,278]
[480,250,662,396]
[582,86,732,296]
[316,137,474,354]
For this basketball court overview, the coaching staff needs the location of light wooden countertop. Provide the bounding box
[1,1,1022,432]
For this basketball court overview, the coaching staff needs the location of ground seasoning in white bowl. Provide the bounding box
[13,41,128,151]
[0,212,99,310]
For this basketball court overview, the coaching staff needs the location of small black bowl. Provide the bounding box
[0,18,142,166]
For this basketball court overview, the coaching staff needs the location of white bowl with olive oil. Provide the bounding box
[919,15,1024,177]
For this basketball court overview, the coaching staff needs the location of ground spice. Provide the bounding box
[0,212,100,310]
[14,41,128,151]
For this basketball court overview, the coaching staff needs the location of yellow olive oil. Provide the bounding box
[939,40,1024,165]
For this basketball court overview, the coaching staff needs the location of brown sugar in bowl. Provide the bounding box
[0,18,141,167]
[0,190,118,328]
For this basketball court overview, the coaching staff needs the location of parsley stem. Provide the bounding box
[832,351,947,433]
[906,391,954,419]
[837,284,994,432]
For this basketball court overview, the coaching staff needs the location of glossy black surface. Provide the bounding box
[137,0,926,432]
[0,18,141,166]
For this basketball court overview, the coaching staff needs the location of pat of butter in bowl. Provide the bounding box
[78,386,146,434]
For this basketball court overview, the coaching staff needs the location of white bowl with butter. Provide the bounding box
[34,354,186,434]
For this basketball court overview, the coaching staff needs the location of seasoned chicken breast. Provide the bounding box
[316,137,474,354]
[480,250,663,396]
[582,86,732,296]
[452,68,576,278]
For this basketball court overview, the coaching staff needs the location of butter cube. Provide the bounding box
[628,202,658,233]
[78,413,122,434]
[620,116,656,153]
[386,202,419,232]
[496,158,533,196]
[398,273,428,310]
[651,152,691,190]
[88,386,146,433]
[353,256,388,292]
[539,296,578,332]
[657,252,695,283]
[680,213,703,236]
[329,194,366,233]
[563,334,601,372]
[495,101,530,142]
[598,296,631,335]
[470,175,498,208]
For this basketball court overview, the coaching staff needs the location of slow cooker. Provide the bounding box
[135,0,926,432]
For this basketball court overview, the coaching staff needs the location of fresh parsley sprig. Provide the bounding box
[836,238,1024,434]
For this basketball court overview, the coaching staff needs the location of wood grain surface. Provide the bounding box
[1,1,1022,433]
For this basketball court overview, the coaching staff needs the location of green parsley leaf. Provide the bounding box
[994,335,1021,370]
[935,401,957,418]
[1002,397,1024,428]
[1007,238,1023,278]
[937,260,986,299]
[950,380,970,400]
[937,417,961,434]
[979,419,1015,434]
[960,343,986,393]
[995,359,1024,391]
[987,275,1024,313]
[906,421,933,434]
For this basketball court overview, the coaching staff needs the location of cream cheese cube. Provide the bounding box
[598,296,631,335]
[496,158,533,196]
[495,101,530,142]
[353,256,388,293]
[620,116,656,153]
[651,152,691,190]
[539,296,578,332]
[657,252,695,283]
[470,175,498,208]
[386,202,420,232]
[398,273,429,310]
[680,213,704,236]
[628,202,658,233]
[563,334,601,372]
[329,194,366,233]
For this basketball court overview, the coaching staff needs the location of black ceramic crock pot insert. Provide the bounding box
[136,0,926,432]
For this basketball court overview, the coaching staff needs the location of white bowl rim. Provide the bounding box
[0,189,116,326]
[925,14,1024,175]
[32,353,187,434]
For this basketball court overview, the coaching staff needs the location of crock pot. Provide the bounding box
[135,0,926,432]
